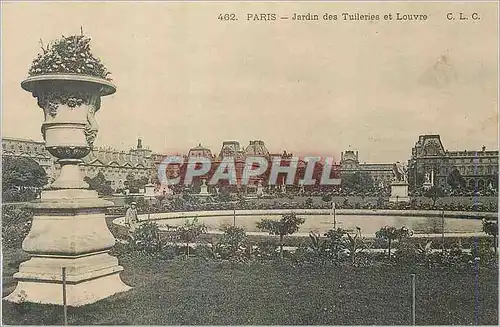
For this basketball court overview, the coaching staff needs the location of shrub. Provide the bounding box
[2,187,38,203]
[216,225,248,260]
[254,240,280,260]
[304,197,314,208]
[471,239,498,267]
[133,221,161,252]
[2,205,33,248]
[321,194,333,203]
[173,218,207,257]
[482,219,498,255]
[192,244,216,260]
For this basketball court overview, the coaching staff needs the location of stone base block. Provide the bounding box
[3,253,131,307]
[390,181,410,203]
[389,195,410,203]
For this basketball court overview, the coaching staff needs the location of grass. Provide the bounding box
[2,246,498,325]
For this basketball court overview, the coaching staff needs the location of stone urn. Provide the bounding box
[22,74,115,190]
[5,74,131,306]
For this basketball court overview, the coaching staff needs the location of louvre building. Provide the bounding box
[2,137,157,190]
[3,134,498,192]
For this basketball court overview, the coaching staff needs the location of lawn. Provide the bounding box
[2,247,498,325]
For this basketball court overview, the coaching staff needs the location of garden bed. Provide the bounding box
[2,247,498,325]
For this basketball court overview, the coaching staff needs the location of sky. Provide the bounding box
[2,1,498,163]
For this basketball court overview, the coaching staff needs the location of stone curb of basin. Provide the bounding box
[119,208,498,221]
[112,209,496,238]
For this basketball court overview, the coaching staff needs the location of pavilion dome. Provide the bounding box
[188,143,213,158]
[244,140,269,157]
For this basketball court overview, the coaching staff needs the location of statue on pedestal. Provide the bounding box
[256,180,264,197]
[389,161,409,203]
[392,161,407,183]
[298,181,305,195]
[199,179,209,195]
[144,178,155,197]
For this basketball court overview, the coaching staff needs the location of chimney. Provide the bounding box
[482,145,486,152]
[137,138,143,149]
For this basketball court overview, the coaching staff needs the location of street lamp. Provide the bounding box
[441,208,445,252]
[332,201,337,229]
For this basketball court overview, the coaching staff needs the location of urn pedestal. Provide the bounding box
[4,74,131,306]
[197,180,210,197]
[144,183,156,197]
[389,181,410,203]
[256,181,264,197]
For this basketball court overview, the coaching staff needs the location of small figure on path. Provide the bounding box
[125,201,139,241]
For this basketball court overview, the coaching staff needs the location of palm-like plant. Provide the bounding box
[342,227,367,264]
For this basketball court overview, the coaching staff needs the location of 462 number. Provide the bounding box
[218,13,237,21]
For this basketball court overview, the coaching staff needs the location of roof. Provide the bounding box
[2,137,45,144]
[188,143,213,158]
[244,140,269,156]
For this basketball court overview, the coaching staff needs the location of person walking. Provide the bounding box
[125,201,139,242]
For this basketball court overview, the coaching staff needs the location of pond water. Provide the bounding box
[155,214,483,235]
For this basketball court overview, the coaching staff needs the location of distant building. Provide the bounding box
[340,150,393,188]
[2,137,157,191]
[407,135,499,190]
[187,143,213,159]
[82,138,155,190]
[218,140,245,160]
[2,137,57,180]
[244,140,270,157]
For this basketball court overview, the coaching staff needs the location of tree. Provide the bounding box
[2,156,48,202]
[84,171,113,196]
[341,172,374,193]
[2,204,33,248]
[375,226,412,257]
[218,225,248,259]
[174,218,207,258]
[424,186,445,206]
[256,212,305,258]
[125,173,149,193]
[482,219,498,255]
[447,168,466,189]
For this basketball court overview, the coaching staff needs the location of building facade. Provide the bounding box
[340,149,394,188]
[2,137,58,180]
[2,137,157,191]
[4,134,497,193]
[407,135,499,190]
